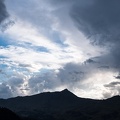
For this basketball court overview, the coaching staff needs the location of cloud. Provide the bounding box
[115,75,120,79]
[58,63,86,85]
[0,71,30,98]
[0,59,116,99]
[103,81,120,98]
[0,83,13,98]
[0,0,14,32]
[104,82,120,88]
[70,0,120,45]
[28,70,61,94]
[0,0,9,24]
[26,61,116,99]
[70,0,120,69]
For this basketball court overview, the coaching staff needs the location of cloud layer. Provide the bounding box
[0,0,120,99]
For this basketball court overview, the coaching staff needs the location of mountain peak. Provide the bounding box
[60,89,78,99]
[61,89,70,92]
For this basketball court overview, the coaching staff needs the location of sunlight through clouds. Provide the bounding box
[0,0,119,99]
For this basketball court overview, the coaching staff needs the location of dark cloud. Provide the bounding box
[28,63,89,94]
[103,81,120,98]
[58,63,85,84]
[70,0,120,71]
[28,70,61,94]
[0,19,15,32]
[104,82,120,88]
[0,76,25,98]
[19,63,32,68]
[0,0,9,24]
[71,0,120,45]
[48,0,120,71]
[45,0,120,81]
[8,77,24,87]
[115,75,120,79]
[98,66,110,69]
[84,58,98,64]
[28,62,101,95]
[0,0,14,32]
[102,92,115,99]
[0,83,13,98]
[47,0,120,98]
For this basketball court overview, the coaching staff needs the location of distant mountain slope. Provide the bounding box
[0,89,96,111]
[0,89,120,120]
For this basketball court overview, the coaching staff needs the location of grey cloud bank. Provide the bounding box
[70,0,120,68]
[0,0,9,24]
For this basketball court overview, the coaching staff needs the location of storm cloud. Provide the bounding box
[45,0,120,71]
[71,0,120,45]
[0,0,9,24]
[70,0,120,69]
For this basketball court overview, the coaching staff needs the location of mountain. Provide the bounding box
[0,89,120,120]
[0,107,21,120]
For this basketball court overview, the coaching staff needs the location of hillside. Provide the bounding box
[0,89,120,120]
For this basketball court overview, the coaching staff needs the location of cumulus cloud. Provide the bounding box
[28,70,61,94]
[58,62,92,84]
[0,83,12,98]
[0,71,30,98]
[26,61,114,99]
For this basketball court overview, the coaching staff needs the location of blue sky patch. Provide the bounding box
[0,36,11,47]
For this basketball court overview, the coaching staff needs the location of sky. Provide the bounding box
[0,0,120,99]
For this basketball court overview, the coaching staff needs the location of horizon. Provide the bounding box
[0,88,119,100]
[0,0,120,99]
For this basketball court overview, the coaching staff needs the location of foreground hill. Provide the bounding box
[0,89,120,120]
[0,107,20,120]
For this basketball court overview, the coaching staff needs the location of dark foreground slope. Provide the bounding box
[0,89,120,120]
[0,107,21,120]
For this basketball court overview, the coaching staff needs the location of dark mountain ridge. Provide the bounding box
[0,89,93,112]
[0,89,120,120]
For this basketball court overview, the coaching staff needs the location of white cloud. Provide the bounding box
[0,16,87,71]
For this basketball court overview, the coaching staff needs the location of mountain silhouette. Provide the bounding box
[0,89,120,120]
[0,107,21,120]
